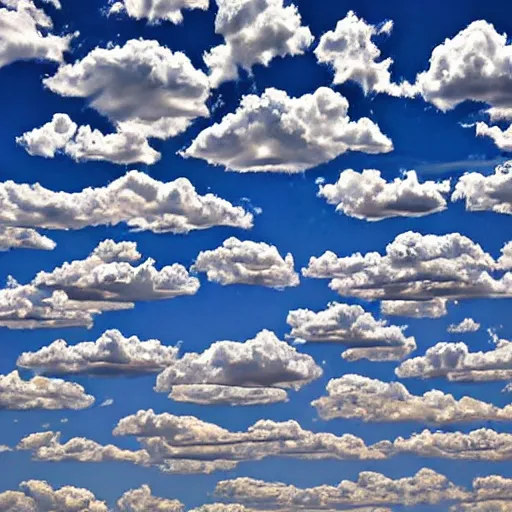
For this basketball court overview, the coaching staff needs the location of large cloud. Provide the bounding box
[182,87,393,173]
[312,374,512,424]
[318,169,450,220]
[0,227,55,251]
[117,485,184,512]
[475,122,512,152]
[109,0,208,24]
[204,0,313,87]
[396,337,512,382]
[447,318,480,333]
[17,114,161,165]
[44,39,210,139]
[314,11,415,97]
[452,476,512,511]
[191,238,299,288]
[0,0,73,69]
[0,170,253,234]
[0,371,94,410]
[286,302,415,361]
[17,329,179,376]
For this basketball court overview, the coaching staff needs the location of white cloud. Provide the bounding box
[448,318,480,333]
[99,398,114,407]
[286,302,416,361]
[452,161,512,215]
[0,170,253,234]
[204,0,313,87]
[109,0,208,24]
[312,374,512,424]
[0,227,55,251]
[191,237,299,288]
[188,506,251,512]
[0,0,73,69]
[117,485,184,512]
[182,87,393,173]
[17,329,179,376]
[43,39,210,139]
[396,338,512,382]
[0,371,94,410]
[318,169,450,220]
[314,11,416,97]
[380,298,449,318]
[17,113,161,165]
[476,122,512,152]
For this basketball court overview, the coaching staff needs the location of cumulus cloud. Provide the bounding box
[315,11,416,97]
[452,161,512,215]
[0,227,55,251]
[182,87,393,173]
[117,485,184,512]
[302,231,512,308]
[318,169,450,220]
[17,329,179,376]
[0,0,73,69]
[396,337,512,382]
[312,374,512,424]
[109,0,208,24]
[380,298,449,318]
[448,318,480,333]
[286,302,416,361]
[0,371,94,410]
[452,475,512,511]
[191,238,299,288]
[43,39,210,139]
[0,170,252,235]
[204,0,313,87]
[17,113,161,165]
[476,122,512,152]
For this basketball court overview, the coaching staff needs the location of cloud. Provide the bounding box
[286,302,416,361]
[44,39,210,139]
[448,318,480,333]
[312,374,512,424]
[452,161,512,215]
[17,329,179,376]
[452,475,512,511]
[380,298,449,318]
[0,371,94,410]
[204,0,313,87]
[182,87,393,173]
[17,113,161,165]
[188,506,251,512]
[302,232,512,308]
[0,480,107,512]
[155,329,322,404]
[214,469,469,510]
[0,170,253,235]
[314,11,416,97]
[191,238,299,288]
[109,0,208,24]
[415,20,512,112]
[475,122,512,152]
[0,0,73,69]
[395,337,512,382]
[0,227,55,251]
[318,169,450,220]
[117,485,184,512]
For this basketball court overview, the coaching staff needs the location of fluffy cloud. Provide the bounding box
[318,169,450,220]
[0,227,55,251]
[0,480,107,512]
[182,87,393,173]
[415,20,512,112]
[17,114,161,165]
[188,506,252,512]
[452,476,512,511]
[380,298,449,318]
[44,39,210,139]
[204,0,313,87]
[452,161,512,215]
[17,329,179,376]
[286,302,415,361]
[109,0,208,24]
[314,11,416,97]
[155,329,322,404]
[395,338,512,382]
[214,469,469,509]
[117,485,184,512]
[0,170,253,234]
[191,238,299,288]
[0,0,73,69]
[302,231,512,306]
[476,122,512,152]
[448,318,480,333]
[312,374,512,424]
[0,371,94,410]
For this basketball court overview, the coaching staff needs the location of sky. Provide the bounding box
[1,0,512,510]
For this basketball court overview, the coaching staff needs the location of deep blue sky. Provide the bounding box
[1,0,512,510]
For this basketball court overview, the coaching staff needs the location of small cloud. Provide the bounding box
[99,399,114,408]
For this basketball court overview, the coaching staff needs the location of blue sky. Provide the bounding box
[2,0,512,510]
